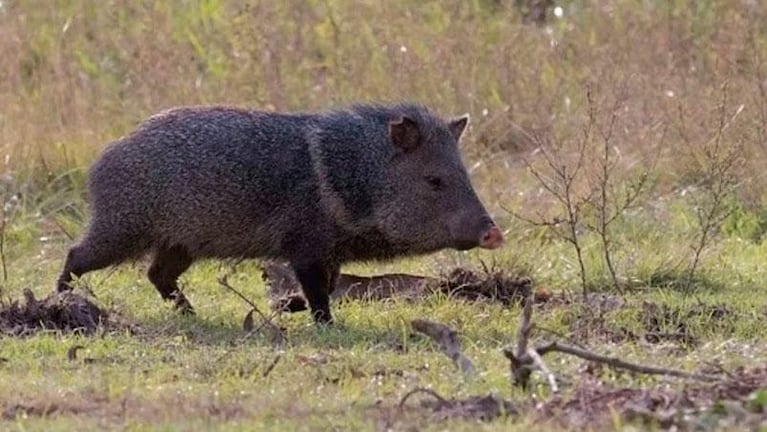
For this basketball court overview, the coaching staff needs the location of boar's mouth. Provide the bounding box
[478,224,504,249]
[452,239,481,251]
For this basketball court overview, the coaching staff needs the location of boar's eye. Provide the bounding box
[424,175,444,191]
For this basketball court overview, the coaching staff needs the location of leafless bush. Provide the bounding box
[505,102,592,297]
[509,86,659,297]
[582,88,661,293]
[676,82,746,291]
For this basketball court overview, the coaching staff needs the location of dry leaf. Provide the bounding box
[243,309,255,332]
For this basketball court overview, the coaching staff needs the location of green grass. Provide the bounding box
[1,219,767,430]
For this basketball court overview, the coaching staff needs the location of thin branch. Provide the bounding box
[684,84,744,291]
[502,204,563,228]
[524,156,567,203]
[262,353,282,378]
[219,274,269,322]
[526,347,558,393]
[533,324,590,350]
[595,92,622,293]
[52,216,75,241]
[504,288,537,389]
[535,341,719,382]
[399,387,449,410]
[0,205,6,283]
[503,205,584,248]
[518,108,593,297]
[504,284,722,395]
[516,290,534,356]
[218,274,285,347]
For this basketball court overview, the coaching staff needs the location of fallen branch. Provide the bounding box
[411,319,475,376]
[504,288,722,394]
[527,348,559,393]
[503,285,549,390]
[535,340,719,382]
[533,324,590,350]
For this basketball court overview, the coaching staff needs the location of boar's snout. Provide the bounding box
[479,224,504,249]
[450,215,504,251]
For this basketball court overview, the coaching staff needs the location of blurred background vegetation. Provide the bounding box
[1,0,767,292]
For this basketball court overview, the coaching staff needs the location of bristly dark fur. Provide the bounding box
[56,102,497,324]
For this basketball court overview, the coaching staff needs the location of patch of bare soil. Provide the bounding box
[537,366,767,430]
[383,367,767,430]
[372,390,517,430]
[641,301,733,345]
[397,389,517,421]
[261,261,534,312]
[0,289,134,336]
[387,291,765,430]
[554,294,634,344]
[555,295,734,346]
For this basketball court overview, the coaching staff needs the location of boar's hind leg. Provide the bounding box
[291,261,340,325]
[57,229,146,293]
[147,245,194,314]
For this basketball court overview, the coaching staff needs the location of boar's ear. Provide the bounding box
[448,114,470,141]
[389,116,420,151]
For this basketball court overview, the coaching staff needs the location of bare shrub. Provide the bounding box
[675,82,746,291]
[509,85,660,296]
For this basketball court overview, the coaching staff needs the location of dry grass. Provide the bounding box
[1,1,765,297]
[1,1,765,199]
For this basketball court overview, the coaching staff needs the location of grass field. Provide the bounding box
[2,0,767,430]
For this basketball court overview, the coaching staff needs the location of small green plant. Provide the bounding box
[746,389,767,413]
[722,200,767,244]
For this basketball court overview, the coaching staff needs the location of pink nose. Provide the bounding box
[479,225,504,249]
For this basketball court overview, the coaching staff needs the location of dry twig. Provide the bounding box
[398,387,449,410]
[262,352,282,378]
[535,340,719,381]
[504,288,721,394]
[411,319,475,376]
[51,216,75,241]
[218,274,286,348]
[526,348,559,393]
[503,287,557,391]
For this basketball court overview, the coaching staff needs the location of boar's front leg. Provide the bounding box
[291,260,339,325]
